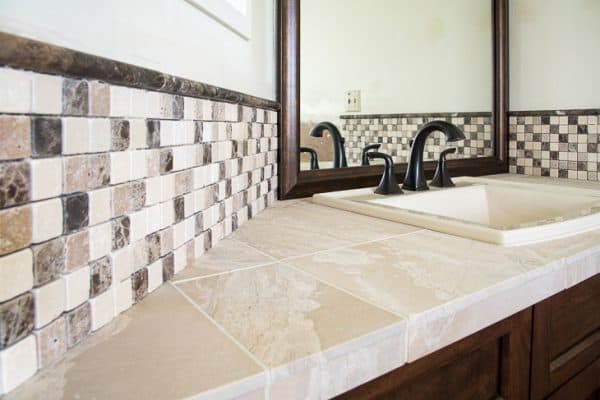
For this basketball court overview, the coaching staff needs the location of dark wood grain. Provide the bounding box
[0,32,279,111]
[531,274,600,400]
[336,308,532,400]
[278,0,509,199]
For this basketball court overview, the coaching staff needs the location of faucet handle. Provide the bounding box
[361,143,382,166]
[430,148,456,188]
[367,152,403,195]
[299,146,320,170]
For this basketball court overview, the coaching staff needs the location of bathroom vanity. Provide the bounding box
[6,175,598,400]
[339,274,599,400]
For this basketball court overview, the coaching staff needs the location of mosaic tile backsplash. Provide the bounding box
[0,66,278,393]
[508,112,600,181]
[341,113,494,165]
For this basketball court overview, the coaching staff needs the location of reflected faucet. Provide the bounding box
[309,122,348,168]
[299,146,320,170]
[361,143,381,166]
[403,121,465,191]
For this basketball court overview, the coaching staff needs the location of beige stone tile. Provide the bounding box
[0,68,31,114]
[176,264,401,368]
[0,249,33,302]
[288,229,600,318]
[30,199,62,244]
[33,278,66,329]
[64,265,90,311]
[4,285,266,400]
[30,158,62,201]
[34,316,67,368]
[0,205,32,256]
[89,288,115,331]
[406,268,566,362]
[32,74,62,114]
[0,116,30,161]
[230,201,419,259]
[89,82,110,117]
[0,335,37,395]
[174,237,276,281]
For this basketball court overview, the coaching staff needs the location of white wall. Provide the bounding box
[509,0,600,111]
[300,0,492,122]
[0,0,276,100]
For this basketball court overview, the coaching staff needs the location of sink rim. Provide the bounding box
[312,177,600,246]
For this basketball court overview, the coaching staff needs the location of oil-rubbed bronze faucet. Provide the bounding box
[361,143,381,166]
[403,121,465,191]
[309,122,348,168]
[367,151,403,195]
[430,148,457,187]
[299,146,319,170]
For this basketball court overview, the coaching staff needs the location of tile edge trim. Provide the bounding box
[0,32,280,111]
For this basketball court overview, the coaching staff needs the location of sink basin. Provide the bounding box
[313,177,600,245]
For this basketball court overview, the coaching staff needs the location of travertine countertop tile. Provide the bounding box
[173,238,277,281]
[175,264,402,368]
[4,285,266,400]
[229,200,420,259]
[174,263,406,398]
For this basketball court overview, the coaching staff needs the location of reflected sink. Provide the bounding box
[313,177,600,245]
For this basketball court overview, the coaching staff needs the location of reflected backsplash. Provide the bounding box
[299,0,494,171]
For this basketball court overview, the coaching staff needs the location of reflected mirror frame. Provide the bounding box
[278,0,508,199]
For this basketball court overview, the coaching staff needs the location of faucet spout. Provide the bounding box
[402,120,465,191]
[309,122,348,168]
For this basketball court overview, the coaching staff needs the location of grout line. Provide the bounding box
[171,259,279,284]
[282,261,409,320]
[168,282,269,372]
[277,229,424,262]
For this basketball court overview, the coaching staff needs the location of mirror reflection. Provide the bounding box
[299,0,494,171]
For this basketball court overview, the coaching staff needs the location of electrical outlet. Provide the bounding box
[346,90,361,112]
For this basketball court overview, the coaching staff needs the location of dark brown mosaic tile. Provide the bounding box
[194,121,203,143]
[0,292,34,350]
[31,117,62,157]
[128,181,146,212]
[146,232,161,264]
[89,255,112,297]
[110,119,130,151]
[146,120,160,148]
[131,268,148,303]
[0,160,30,208]
[63,193,89,233]
[32,237,65,287]
[194,212,203,235]
[203,229,212,251]
[35,315,66,368]
[65,230,89,272]
[111,216,130,250]
[160,149,173,174]
[172,95,184,120]
[162,253,174,282]
[62,79,89,115]
[174,196,185,223]
[65,302,91,348]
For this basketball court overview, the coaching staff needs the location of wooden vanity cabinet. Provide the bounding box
[337,275,600,400]
[530,274,600,400]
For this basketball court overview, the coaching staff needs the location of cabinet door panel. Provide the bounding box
[531,274,600,400]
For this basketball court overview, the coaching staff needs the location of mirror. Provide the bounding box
[299,0,494,171]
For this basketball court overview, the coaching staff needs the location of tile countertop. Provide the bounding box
[6,174,600,400]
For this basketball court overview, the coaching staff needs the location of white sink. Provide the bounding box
[313,177,600,245]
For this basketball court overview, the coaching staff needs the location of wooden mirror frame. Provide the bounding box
[278,0,508,199]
